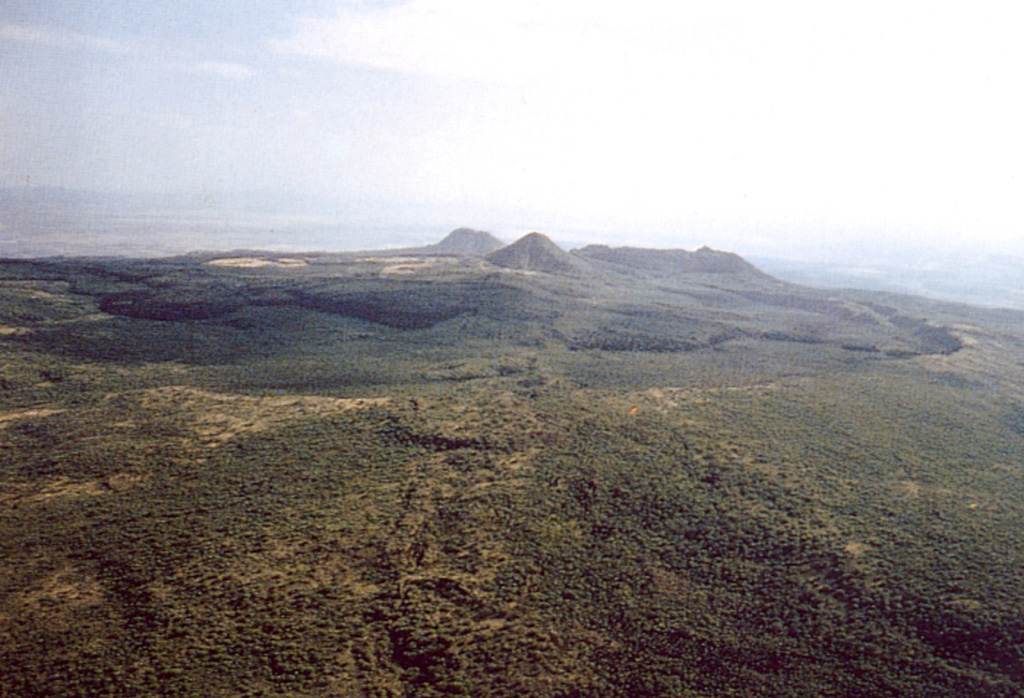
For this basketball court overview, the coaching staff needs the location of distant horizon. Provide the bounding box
[3,184,1024,312]
[3,3,1022,269]
[4,184,1023,261]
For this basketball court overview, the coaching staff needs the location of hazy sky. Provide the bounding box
[2,1,1022,256]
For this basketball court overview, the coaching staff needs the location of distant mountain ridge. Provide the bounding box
[418,228,505,256]
[479,232,768,279]
[574,244,766,276]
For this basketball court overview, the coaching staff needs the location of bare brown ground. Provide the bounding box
[0,387,390,510]
[205,257,308,268]
[132,385,389,449]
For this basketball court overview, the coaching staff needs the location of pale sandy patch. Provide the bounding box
[0,407,64,427]
[895,479,921,500]
[16,564,104,611]
[28,477,110,502]
[844,541,870,558]
[136,386,389,448]
[206,257,308,268]
[380,257,446,275]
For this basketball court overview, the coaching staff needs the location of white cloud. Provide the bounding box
[0,22,130,54]
[273,3,1006,89]
[182,61,258,80]
[1,23,258,81]
[272,2,1024,133]
[1,23,255,80]
[270,1,1024,240]
[273,1,651,88]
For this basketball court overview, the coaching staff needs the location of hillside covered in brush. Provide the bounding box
[2,229,1024,697]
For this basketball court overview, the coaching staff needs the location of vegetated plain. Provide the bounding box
[2,229,1024,697]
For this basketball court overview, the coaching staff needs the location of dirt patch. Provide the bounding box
[206,257,308,268]
[379,257,446,275]
[894,479,921,500]
[0,407,65,428]
[16,564,104,612]
[0,473,150,509]
[29,477,111,501]
[844,541,870,558]
[135,386,389,448]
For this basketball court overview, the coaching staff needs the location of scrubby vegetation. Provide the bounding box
[2,249,1023,696]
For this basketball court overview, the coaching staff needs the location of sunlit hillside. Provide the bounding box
[2,233,1024,697]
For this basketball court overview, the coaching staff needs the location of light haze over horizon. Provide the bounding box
[2,1,1022,260]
